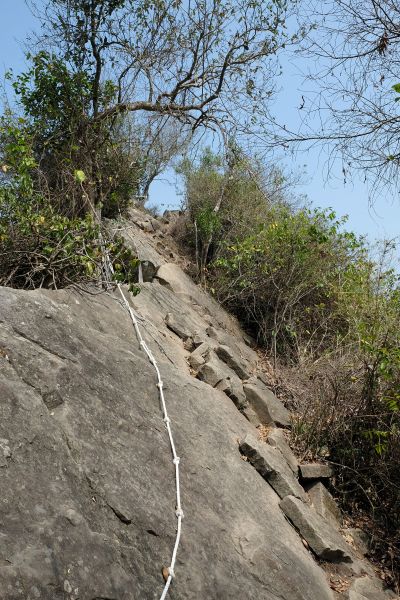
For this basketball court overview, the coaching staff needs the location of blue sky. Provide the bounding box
[1,1,399,251]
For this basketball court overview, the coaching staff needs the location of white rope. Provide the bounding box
[103,247,183,600]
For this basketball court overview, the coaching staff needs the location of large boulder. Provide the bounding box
[0,286,334,600]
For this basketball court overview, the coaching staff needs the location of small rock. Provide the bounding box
[304,481,342,527]
[239,434,307,500]
[165,312,192,341]
[279,495,353,563]
[243,382,291,428]
[215,345,250,380]
[267,429,298,474]
[299,463,333,480]
[62,508,85,527]
[0,438,11,459]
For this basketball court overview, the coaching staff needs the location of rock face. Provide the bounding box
[0,214,388,599]
[0,286,334,600]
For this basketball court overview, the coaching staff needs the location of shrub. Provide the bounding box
[180,150,400,586]
[8,52,144,219]
[212,206,369,361]
[0,117,139,290]
[177,148,284,280]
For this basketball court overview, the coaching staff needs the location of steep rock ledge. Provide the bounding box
[0,209,396,600]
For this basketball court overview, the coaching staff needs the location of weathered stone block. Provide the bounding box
[304,481,342,526]
[197,356,226,387]
[215,377,246,408]
[239,434,307,500]
[300,463,333,480]
[188,342,211,370]
[165,312,193,340]
[215,344,250,380]
[267,428,298,474]
[243,382,291,428]
[241,405,261,426]
[279,495,352,563]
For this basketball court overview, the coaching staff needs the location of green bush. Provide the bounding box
[212,205,369,360]
[180,150,400,584]
[177,148,279,280]
[7,52,143,219]
[0,117,139,290]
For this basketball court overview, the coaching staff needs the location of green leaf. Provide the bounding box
[74,169,86,183]
[392,83,400,93]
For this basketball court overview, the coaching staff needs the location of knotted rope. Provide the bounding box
[104,252,183,600]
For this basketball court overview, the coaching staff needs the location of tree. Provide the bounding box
[27,0,300,169]
[34,0,297,122]
[278,0,400,196]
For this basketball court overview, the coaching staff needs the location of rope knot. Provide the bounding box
[163,416,171,426]
[175,508,184,518]
[157,381,164,389]
[168,567,175,579]
[172,457,180,465]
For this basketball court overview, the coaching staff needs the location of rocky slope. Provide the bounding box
[0,208,397,600]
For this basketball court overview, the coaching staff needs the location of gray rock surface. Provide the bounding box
[267,428,298,474]
[300,463,334,480]
[243,381,291,428]
[197,352,231,387]
[196,353,246,407]
[279,495,353,562]
[156,263,245,338]
[207,325,259,370]
[345,528,369,556]
[242,405,261,426]
[113,210,167,269]
[215,376,246,408]
[0,286,334,600]
[348,576,397,600]
[305,481,342,527]
[215,344,251,379]
[165,311,193,340]
[188,341,212,370]
[239,434,307,500]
